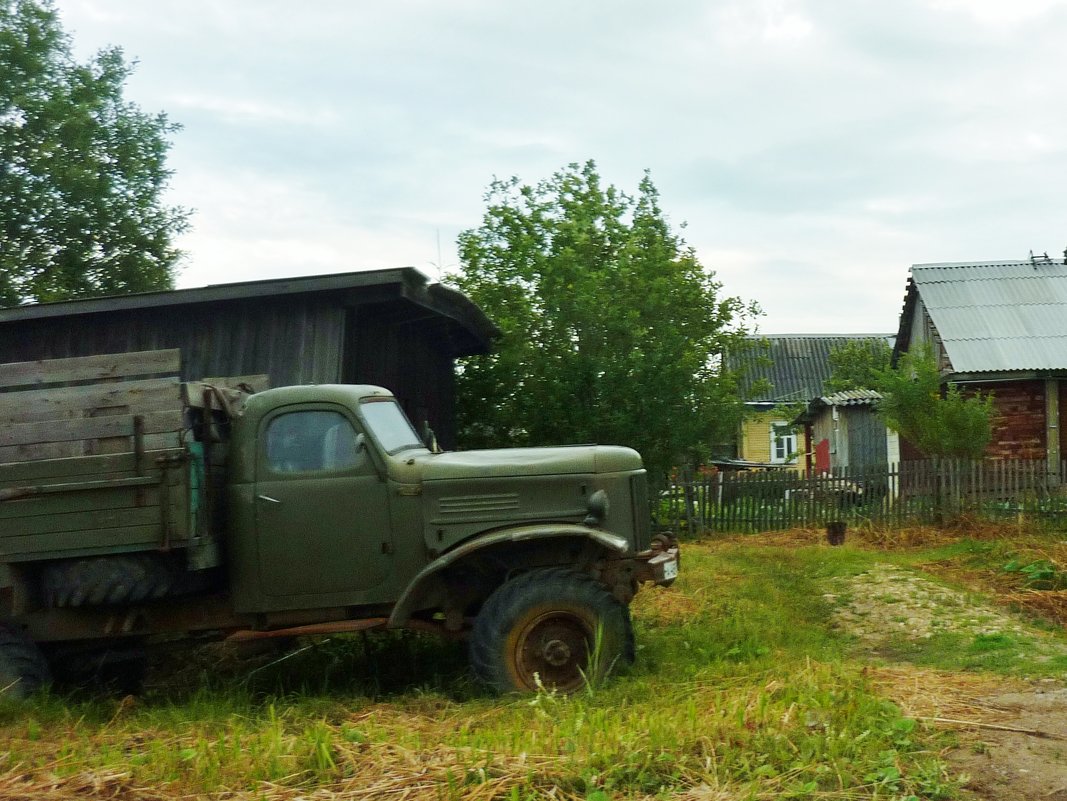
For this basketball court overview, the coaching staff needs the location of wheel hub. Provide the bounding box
[541,638,572,666]
[515,611,592,691]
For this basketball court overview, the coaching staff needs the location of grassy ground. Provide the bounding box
[2,522,1066,800]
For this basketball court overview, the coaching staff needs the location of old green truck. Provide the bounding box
[0,350,678,696]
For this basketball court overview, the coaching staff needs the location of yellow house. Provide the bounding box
[739,409,802,469]
[729,335,894,474]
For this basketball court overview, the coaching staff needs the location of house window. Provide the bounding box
[770,422,797,463]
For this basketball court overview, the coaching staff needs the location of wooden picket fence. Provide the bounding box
[660,459,1067,534]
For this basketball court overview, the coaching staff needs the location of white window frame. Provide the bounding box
[770,421,797,464]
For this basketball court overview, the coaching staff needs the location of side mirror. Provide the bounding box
[355,433,367,453]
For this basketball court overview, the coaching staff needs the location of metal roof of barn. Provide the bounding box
[907,259,1067,372]
[730,334,894,404]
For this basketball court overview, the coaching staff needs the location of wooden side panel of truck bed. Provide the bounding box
[0,351,194,561]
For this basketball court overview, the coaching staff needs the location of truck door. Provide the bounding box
[254,405,393,600]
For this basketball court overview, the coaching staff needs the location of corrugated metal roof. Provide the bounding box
[911,260,1067,372]
[818,389,883,406]
[794,388,883,424]
[730,335,894,403]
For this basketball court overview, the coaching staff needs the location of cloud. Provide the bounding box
[50,0,1067,334]
[165,93,341,128]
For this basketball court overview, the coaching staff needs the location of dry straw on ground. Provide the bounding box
[0,741,573,801]
[863,665,1022,723]
[1005,589,1067,626]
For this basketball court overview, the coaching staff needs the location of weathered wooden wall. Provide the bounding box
[0,289,476,450]
[343,305,458,448]
[0,351,191,561]
[0,296,346,388]
[846,407,888,470]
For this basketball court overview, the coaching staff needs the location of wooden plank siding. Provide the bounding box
[0,378,183,426]
[845,408,888,471]
[0,349,181,389]
[0,297,346,389]
[0,410,183,448]
[0,349,194,558]
[344,305,459,448]
[0,448,182,484]
[0,433,181,463]
[0,455,190,561]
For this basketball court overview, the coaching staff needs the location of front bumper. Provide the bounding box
[642,546,680,586]
[633,533,680,587]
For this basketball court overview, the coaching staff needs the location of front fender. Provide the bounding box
[388,524,630,627]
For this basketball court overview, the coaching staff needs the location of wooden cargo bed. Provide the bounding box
[0,350,264,564]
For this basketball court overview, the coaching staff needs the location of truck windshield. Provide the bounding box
[361,399,424,453]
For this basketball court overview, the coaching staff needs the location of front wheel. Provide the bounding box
[0,625,50,700]
[469,568,634,693]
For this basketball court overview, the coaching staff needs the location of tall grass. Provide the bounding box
[3,532,1063,799]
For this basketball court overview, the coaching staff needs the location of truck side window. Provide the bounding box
[266,411,361,473]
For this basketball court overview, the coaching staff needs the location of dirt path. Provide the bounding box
[830,564,1067,801]
[947,685,1067,801]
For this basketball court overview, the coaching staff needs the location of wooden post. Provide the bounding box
[1047,379,1061,485]
[133,414,145,477]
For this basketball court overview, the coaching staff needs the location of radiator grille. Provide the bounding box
[437,493,520,516]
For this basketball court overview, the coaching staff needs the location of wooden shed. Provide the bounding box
[794,390,899,475]
[0,268,497,449]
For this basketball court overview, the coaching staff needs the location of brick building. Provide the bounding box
[893,257,1067,462]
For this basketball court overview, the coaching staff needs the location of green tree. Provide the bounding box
[0,0,188,306]
[875,345,993,459]
[825,338,893,393]
[449,161,761,484]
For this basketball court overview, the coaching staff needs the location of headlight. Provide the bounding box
[584,489,609,526]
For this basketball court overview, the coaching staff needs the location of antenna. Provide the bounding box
[1029,250,1052,267]
[427,228,458,280]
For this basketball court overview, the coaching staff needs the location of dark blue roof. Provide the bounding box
[731,334,894,404]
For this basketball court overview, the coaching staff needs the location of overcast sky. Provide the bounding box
[54,0,1067,334]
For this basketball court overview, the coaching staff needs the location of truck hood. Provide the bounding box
[420,445,641,481]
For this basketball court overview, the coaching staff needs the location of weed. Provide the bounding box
[1003,557,1067,590]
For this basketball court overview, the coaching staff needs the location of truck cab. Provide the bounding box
[224,385,672,621]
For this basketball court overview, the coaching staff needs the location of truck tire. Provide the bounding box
[42,554,179,608]
[48,642,147,695]
[0,625,50,700]
[469,567,634,694]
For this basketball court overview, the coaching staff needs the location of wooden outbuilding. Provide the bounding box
[894,257,1067,463]
[0,268,497,449]
[794,389,900,474]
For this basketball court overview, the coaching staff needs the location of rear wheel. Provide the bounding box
[46,642,147,695]
[469,568,634,693]
[0,625,50,700]
[42,553,183,608]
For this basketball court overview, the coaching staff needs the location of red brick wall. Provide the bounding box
[968,380,1046,460]
[1060,381,1067,463]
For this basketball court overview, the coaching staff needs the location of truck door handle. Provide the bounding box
[257,494,281,504]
